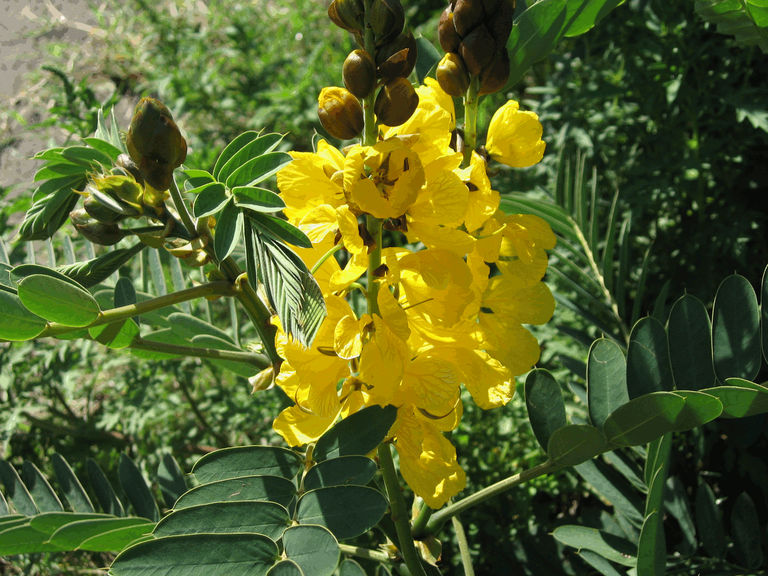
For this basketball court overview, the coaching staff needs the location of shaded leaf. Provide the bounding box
[314,405,398,462]
[587,339,628,429]
[22,461,63,512]
[283,525,340,576]
[0,460,38,515]
[626,317,674,399]
[695,482,726,559]
[118,454,160,522]
[547,424,606,467]
[712,274,761,382]
[296,486,388,540]
[192,446,303,484]
[303,456,378,491]
[668,294,715,391]
[86,458,124,517]
[602,392,685,446]
[174,476,296,510]
[636,510,665,576]
[552,525,637,567]
[157,454,187,510]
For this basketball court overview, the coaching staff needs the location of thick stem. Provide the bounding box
[461,77,480,168]
[338,544,392,564]
[40,281,236,338]
[410,499,433,539]
[452,515,475,576]
[377,444,428,576]
[130,338,270,370]
[425,459,562,535]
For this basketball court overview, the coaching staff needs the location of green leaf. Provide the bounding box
[11,263,88,290]
[296,486,388,540]
[226,152,292,189]
[525,369,567,452]
[576,550,625,576]
[86,458,124,517]
[52,453,95,513]
[314,405,398,462]
[698,385,768,418]
[587,339,629,429]
[22,461,63,512]
[626,317,674,399]
[190,334,258,377]
[18,176,82,241]
[0,460,39,515]
[183,168,216,191]
[0,290,47,341]
[546,424,606,467]
[174,476,296,510]
[119,454,160,522]
[214,199,244,262]
[602,392,686,446]
[148,248,167,296]
[130,329,187,360]
[213,131,260,181]
[17,274,100,327]
[110,533,280,576]
[192,446,303,483]
[217,133,284,184]
[267,560,305,576]
[115,277,139,326]
[0,515,25,527]
[552,525,637,567]
[233,186,286,213]
[668,295,716,391]
[89,317,140,349]
[732,492,766,569]
[636,510,665,576]
[414,35,441,84]
[78,523,154,552]
[575,459,645,527]
[157,454,187,510]
[61,145,114,169]
[303,456,378,491]
[28,512,109,534]
[83,137,123,161]
[34,162,88,181]
[664,476,697,555]
[695,482,726,559]
[192,182,229,218]
[670,390,723,431]
[712,274,761,381]
[57,243,145,289]
[164,311,232,342]
[564,0,627,37]
[249,212,312,249]
[762,264,768,364]
[339,560,367,576]
[644,434,672,495]
[283,525,340,576]
[0,523,66,555]
[695,0,768,52]
[48,517,153,549]
[154,501,290,541]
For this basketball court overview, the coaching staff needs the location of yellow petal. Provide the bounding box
[399,354,461,414]
[414,395,463,432]
[329,250,368,292]
[378,287,410,342]
[409,169,467,227]
[334,314,364,359]
[483,278,555,325]
[336,205,365,254]
[273,404,339,447]
[480,313,541,376]
[485,101,546,168]
[360,316,410,405]
[300,204,339,245]
[500,214,556,264]
[407,222,476,257]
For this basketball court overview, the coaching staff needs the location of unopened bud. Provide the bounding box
[328,0,365,32]
[126,97,187,191]
[487,0,515,44]
[70,209,124,246]
[478,49,510,95]
[374,77,419,127]
[370,0,405,46]
[436,52,470,97]
[86,175,144,218]
[376,31,417,81]
[459,23,496,76]
[318,87,364,140]
[115,154,145,186]
[165,236,210,267]
[452,0,485,37]
[343,50,377,98]
[438,6,462,53]
[249,365,276,393]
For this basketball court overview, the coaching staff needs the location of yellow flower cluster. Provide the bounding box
[272,79,554,508]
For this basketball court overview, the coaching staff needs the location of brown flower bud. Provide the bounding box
[436,52,470,97]
[487,0,515,45]
[478,49,510,95]
[126,97,187,191]
[374,77,419,127]
[459,23,496,76]
[343,50,377,98]
[318,87,364,140]
[438,6,462,53]
[479,0,502,16]
[328,0,365,32]
[370,0,405,46]
[115,154,144,186]
[376,31,418,81]
[452,0,485,37]
[70,209,124,246]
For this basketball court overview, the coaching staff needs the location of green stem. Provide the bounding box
[410,498,433,539]
[362,0,377,147]
[311,243,343,274]
[130,338,270,370]
[462,77,480,168]
[452,515,475,576]
[339,544,392,563]
[377,444,428,576]
[425,459,562,535]
[40,281,236,338]
[366,215,382,315]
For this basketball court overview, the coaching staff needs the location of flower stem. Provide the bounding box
[462,76,480,168]
[452,515,475,576]
[129,338,270,370]
[311,243,343,274]
[410,499,433,537]
[362,0,377,147]
[339,544,392,564]
[424,459,562,535]
[377,444,428,576]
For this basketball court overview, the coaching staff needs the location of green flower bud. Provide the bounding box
[436,52,470,97]
[318,87,364,140]
[84,195,125,223]
[370,0,405,46]
[328,0,365,32]
[452,0,485,37]
[438,6,462,53]
[70,209,124,246]
[459,23,496,76]
[478,49,510,96]
[126,97,187,192]
[376,31,418,81]
[374,77,419,127]
[86,175,145,219]
[115,153,145,187]
[343,50,377,99]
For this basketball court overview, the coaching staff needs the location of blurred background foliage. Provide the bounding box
[1,0,767,574]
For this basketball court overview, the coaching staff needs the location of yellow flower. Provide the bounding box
[458,152,499,232]
[300,204,365,254]
[485,101,546,168]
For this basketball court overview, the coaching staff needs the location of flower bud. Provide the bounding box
[343,50,377,98]
[487,0,515,44]
[115,154,144,186]
[459,23,496,76]
[374,77,419,127]
[376,31,418,81]
[452,0,485,37]
[83,195,124,223]
[86,175,145,219]
[328,0,365,32]
[318,87,364,140]
[165,237,210,267]
[249,365,276,393]
[438,7,462,53]
[370,0,405,46]
[70,209,124,246]
[436,52,470,97]
[126,97,187,191]
[478,49,510,95]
